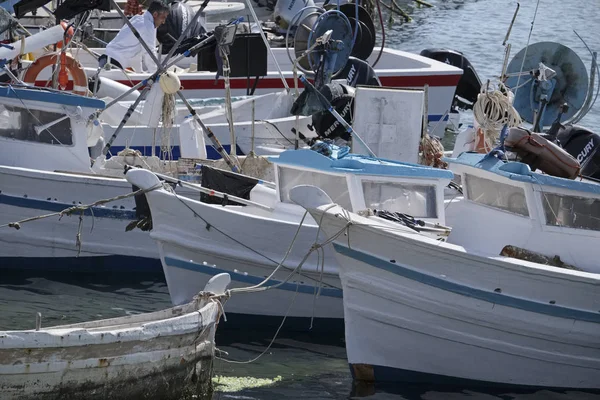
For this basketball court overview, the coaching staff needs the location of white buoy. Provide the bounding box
[159,71,181,95]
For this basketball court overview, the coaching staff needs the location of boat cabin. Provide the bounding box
[445,152,600,272]
[271,149,454,227]
[0,85,105,173]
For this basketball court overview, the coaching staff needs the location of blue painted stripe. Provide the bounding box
[0,85,106,109]
[109,144,244,161]
[0,193,137,220]
[217,312,344,335]
[333,243,600,323]
[164,256,343,298]
[0,255,163,274]
[428,114,450,122]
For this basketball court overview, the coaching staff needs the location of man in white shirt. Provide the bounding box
[99,1,169,72]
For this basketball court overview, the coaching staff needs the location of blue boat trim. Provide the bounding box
[108,144,244,161]
[333,243,600,323]
[427,114,450,122]
[216,312,344,335]
[0,255,163,274]
[446,152,600,195]
[164,256,343,298]
[349,363,600,391]
[0,85,106,109]
[270,149,454,179]
[0,193,137,220]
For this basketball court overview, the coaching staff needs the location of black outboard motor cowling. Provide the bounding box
[555,125,600,180]
[311,82,355,142]
[333,57,381,87]
[420,48,482,110]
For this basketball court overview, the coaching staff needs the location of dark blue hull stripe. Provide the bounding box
[350,363,599,391]
[428,114,451,122]
[332,243,600,323]
[108,144,244,161]
[0,255,163,274]
[164,256,343,298]
[0,193,137,220]
[216,312,345,335]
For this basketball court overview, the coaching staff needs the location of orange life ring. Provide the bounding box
[23,53,88,96]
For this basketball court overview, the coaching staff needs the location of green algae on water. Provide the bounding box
[212,375,283,392]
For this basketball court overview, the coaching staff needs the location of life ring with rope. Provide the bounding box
[22,53,88,96]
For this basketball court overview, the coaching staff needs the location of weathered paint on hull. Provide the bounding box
[0,298,222,399]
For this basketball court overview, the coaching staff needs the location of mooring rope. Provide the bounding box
[216,207,351,365]
[473,82,522,152]
[0,183,162,254]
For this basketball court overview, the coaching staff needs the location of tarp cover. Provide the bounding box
[157,0,206,55]
[54,0,110,20]
[200,165,258,206]
[12,0,51,18]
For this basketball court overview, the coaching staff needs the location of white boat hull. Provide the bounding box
[0,166,161,272]
[304,203,600,389]
[140,182,344,327]
[0,294,222,400]
[34,47,462,138]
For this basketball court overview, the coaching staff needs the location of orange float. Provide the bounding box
[22,53,88,96]
[56,21,74,49]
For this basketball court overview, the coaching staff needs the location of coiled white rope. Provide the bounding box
[473,82,522,152]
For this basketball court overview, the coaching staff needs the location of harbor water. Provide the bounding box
[1,0,599,398]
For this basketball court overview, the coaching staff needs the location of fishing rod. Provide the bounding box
[99,0,239,171]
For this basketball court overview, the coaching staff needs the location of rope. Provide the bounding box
[216,205,350,365]
[172,192,343,291]
[161,93,176,161]
[473,82,522,152]
[216,286,300,365]
[229,210,310,294]
[0,185,160,230]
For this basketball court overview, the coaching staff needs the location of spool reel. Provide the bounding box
[285,3,377,74]
[505,41,589,129]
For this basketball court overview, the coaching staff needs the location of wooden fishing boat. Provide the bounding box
[0,273,230,400]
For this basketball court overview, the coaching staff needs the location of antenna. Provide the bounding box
[500,3,520,81]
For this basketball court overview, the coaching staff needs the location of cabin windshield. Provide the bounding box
[362,179,438,218]
[464,173,529,217]
[277,166,352,210]
[542,193,600,231]
[0,104,73,145]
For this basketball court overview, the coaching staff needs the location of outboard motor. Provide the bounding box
[555,125,600,180]
[541,104,600,180]
[311,82,355,142]
[420,48,482,110]
[333,57,381,87]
